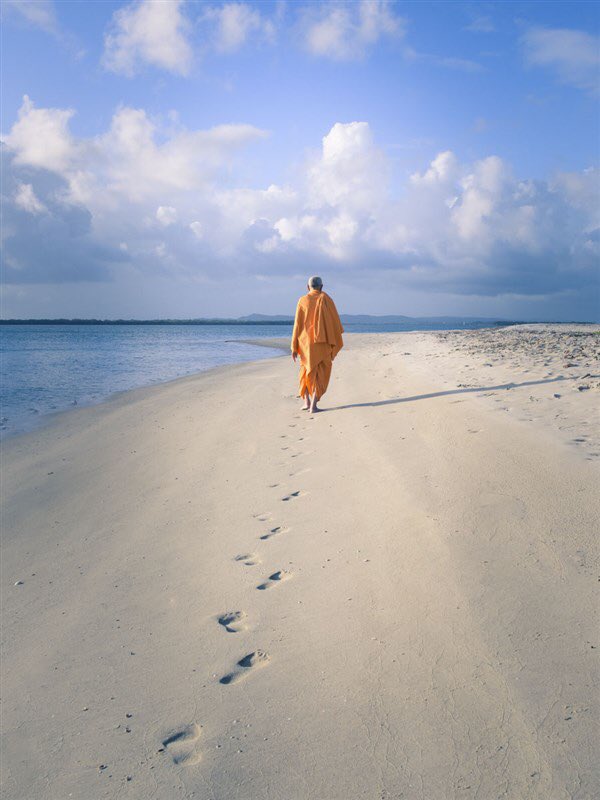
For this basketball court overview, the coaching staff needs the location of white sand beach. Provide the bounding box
[2,325,598,800]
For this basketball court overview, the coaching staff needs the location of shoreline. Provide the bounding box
[5,322,595,446]
[0,340,289,445]
[3,326,598,799]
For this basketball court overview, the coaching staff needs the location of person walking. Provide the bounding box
[291,276,344,413]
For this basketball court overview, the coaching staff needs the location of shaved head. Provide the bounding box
[308,275,323,289]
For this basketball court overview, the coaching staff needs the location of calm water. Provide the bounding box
[0,321,502,440]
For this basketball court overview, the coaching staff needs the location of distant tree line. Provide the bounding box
[0,319,294,326]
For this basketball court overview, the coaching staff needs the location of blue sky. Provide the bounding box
[2,0,599,320]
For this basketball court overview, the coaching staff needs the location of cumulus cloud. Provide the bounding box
[202,2,275,52]
[4,95,76,172]
[2,97,598,309]
[301,0,404,60]
[2,156,126,284]
[2,96,268,283]
[221,122,598,299]
[103,0,192,76]
[522,26,600,93]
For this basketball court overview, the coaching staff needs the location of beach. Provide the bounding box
[2,325,598,799]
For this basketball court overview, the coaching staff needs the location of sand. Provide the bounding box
[2,325,598,799]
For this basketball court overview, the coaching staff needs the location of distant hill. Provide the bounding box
[239,314,295,322]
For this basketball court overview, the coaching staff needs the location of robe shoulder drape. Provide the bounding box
[291,290,344,398]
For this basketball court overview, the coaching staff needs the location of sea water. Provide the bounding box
[0,320,501,439]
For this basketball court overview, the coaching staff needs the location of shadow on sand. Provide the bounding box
[324,375,570,412]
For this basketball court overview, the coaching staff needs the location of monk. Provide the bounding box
[291,276,344,413]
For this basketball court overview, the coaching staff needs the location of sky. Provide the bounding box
[1,0,599,320]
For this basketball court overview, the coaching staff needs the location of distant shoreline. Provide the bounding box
[0,318,296,326]
[0,317,521,326]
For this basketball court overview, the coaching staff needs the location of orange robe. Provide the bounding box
[291,290,344,399]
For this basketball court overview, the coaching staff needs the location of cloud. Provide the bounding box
[3,95,76,172]
[522,26,600,93]
[2,0,58,34]
[202,2,275,52]
[156,206,177,226]
[2,156,126,284]
[301,0,404,60]
[226,124,598,299]
[2,96,269,284]
[189,221,203,239]
[14,182,47,214]
[2,98,598,310]
[103,0,192,76]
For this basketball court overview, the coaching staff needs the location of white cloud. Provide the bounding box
[14,182,47,214]
[4,97,268,208]
[202,2,275,52]
[3,101,598,308]
[410,150,458,185]
[103,0,192,76]
[156,206,177,226]
[309,121,387,213]
[522,27,600,93]
[3,96,76,172]
[2,96,270,282]
[3,0,58,34]
[452,156,507,240]
[302,0,404,60]
[94,107,268,203]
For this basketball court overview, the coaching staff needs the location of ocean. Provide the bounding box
[1,320,503,440]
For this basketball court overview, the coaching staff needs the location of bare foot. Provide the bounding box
[301,405,310,411]
[310,401,320,413]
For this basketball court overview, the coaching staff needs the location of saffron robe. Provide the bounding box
[291,289,344,399]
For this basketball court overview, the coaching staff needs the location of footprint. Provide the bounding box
[288,467,311,478]
[257,570,291,590]
[161,723,201,765]
[282,490,305,502]
[219,651,270,685]
[259,526,289,541]
[218,610,247,633]
[254,512,272,522]
[234,553,260,566]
